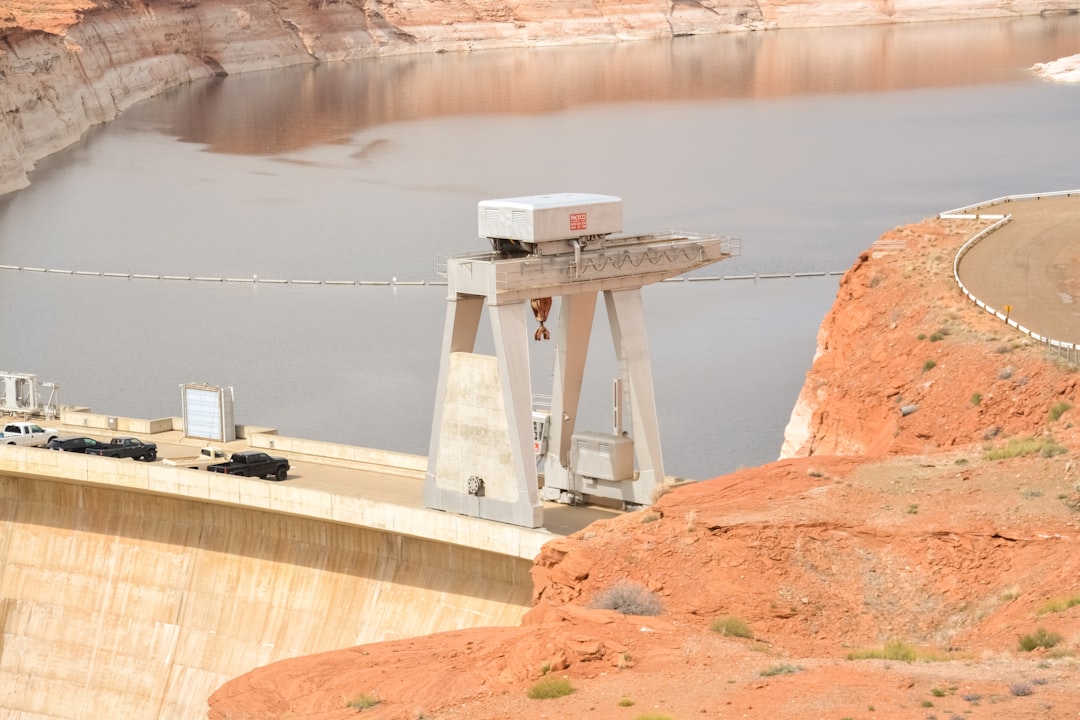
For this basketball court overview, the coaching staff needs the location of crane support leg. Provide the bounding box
[605,288,665,499]
[542,292,596,499]
[425,295,543,528]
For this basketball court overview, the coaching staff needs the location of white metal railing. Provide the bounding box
[0,261,837,287]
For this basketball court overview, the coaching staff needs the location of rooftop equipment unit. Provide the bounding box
[478,193,622,256]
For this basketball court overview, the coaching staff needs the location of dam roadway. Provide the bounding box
[0,416,621,720]
[955,191,1080,344]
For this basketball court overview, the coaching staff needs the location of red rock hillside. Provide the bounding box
[207,215,1080,720]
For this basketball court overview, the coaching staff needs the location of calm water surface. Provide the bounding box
[1,16,1079,478]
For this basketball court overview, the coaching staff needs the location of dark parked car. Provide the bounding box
[84,437,158,461]
[48,436,107,453]
[207,450,290,480]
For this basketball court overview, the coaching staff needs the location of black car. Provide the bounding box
[47,436,107,453]
[85,437,158,461]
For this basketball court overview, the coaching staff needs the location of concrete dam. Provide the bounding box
[0,412,564,720]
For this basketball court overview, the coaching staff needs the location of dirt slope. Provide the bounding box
[208,215,1080,719]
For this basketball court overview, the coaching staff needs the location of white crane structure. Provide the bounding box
[425,194,739,528]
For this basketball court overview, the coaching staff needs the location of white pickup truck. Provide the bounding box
[1,422,59,447]
[163,447,230,470]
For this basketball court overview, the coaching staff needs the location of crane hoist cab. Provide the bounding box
[478,192,623,257]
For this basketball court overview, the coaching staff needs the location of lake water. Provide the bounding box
[1,16,1079,479]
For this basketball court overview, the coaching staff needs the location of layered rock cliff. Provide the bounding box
[2,0,1078,195]
[780,215,1080,459]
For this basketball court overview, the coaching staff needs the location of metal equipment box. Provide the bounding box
[478,193,622,253]
[570,431,635,482]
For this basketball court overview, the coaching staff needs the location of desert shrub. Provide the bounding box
[931,687,946,697]
[1061,489,1080,512]
[1010,682,1033,696]
[590,580,663,616]
[984,437,1065,461]
[710,616,752,639]
[640,512,661,523]
[1018,628,1062,652]
[617,697,635,707]
[846,639,918,662]
[1049,401,1072,422]
[970,392,982,406]
[1038,596,1080,615]
[346,694,380,710]
[759,663,801,676]
[929,332,944,342]
[1041,441,1068,457]
[527,676,574,699]
[923,359,937,372]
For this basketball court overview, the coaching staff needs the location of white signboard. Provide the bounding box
[181,384,235,442]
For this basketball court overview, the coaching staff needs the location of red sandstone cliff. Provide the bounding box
[780,217,1080,459]
[206,215,1080,720]
[2,0,1078,195]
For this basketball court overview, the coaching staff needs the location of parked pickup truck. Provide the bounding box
[207,450,289,481]
[1,422,59,447]
[85,437,158,461]
[163,447,230,470]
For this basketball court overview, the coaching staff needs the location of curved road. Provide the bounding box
[957,193,1080,344]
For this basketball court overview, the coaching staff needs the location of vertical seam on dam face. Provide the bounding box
[0,474,534,720]
[0,597,13,660]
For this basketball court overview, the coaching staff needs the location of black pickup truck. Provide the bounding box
[207,450,290,481]
[85,437,158,461]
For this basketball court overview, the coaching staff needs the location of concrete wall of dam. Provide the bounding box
[0,463,536,719]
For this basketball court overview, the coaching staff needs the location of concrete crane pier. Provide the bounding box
[425,194,739,528]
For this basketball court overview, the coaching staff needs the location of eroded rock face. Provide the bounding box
[2,0,1077,194]
[780,216,1080,459]
[0,0,748,194]
[1032,52,1080,82]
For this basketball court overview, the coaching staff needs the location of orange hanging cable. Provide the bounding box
[531,297,552,341]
